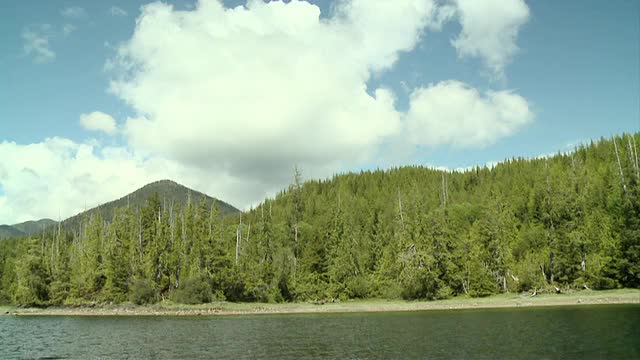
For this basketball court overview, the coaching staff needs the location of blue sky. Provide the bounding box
[0,0,638,223]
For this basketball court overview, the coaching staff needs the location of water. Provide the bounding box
[1,305,638,359]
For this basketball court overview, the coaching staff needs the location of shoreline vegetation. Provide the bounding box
[2,289,638,317]
[1,134,639,313]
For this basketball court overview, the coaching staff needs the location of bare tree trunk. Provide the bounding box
[235,228,240,265]
[177,212,185,289]
[613,137,627,195]
[581,243,586,272]
[628,134,640,181]
[208,204,213,239]
[462,274,469,295]
[545,161,555,284]
[236,213,242,265]
[397,189,405,232]
[55,224,60,260]
[170,201,174,243]
[138,213,143,263]
[294,222,298,279]
[441,173,448,207]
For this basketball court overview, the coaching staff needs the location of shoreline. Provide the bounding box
[2,289,638,317]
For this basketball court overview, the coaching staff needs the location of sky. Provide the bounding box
[0,0,639,224]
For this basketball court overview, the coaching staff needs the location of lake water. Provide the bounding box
[1,305,638,359]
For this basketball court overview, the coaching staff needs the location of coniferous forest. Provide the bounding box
[0,133,638,306]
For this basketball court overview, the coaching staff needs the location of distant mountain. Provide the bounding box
[0,225,25,240]
[11,219,57,236]
[0,180,239,240]
[61,179,239,229]
[0,219,56,240]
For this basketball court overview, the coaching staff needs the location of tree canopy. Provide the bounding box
[0,133,638,306]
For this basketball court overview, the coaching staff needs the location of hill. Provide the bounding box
[61,179,239,229]
[0,225,25,240]
[0,180,239,240]
[11,219,57,236]
[0,133,637,306]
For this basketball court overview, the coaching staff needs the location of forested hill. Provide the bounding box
[0,225,26,240]
[11,219,57,236]
[0,220,57,240]
[0,133,638,306]
[61,179,239,230]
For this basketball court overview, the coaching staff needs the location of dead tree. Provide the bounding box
[627,134,639,181]
[441,173,448,207]
[397,189,405,232]
[545,161,555,284]
[246,223,251,246]
[236,213,242,265]
[613,137,627,195]
[571,155,587,273]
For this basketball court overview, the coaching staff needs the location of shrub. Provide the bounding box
[129,278,156,305]
[172,276,215,304]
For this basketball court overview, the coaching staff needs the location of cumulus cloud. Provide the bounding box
[108,0,442,192]
[103,0,533,205]
[0,138,288,224]
[450,0,530,78]
[22,25,55,64]
[110,6,128,17]
[2,0,535,223]
[0,138,171,223]
[60,6,87,19]
[405,81,533,147]
[79,112,118,135]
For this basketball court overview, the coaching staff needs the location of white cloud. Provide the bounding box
[405,81,533,147]
[110,6,128,17]
[0,138,172,223]
[22,25,55,64]
[63,24,77,36]
[79,112,118,135]
[450,0,530,78]
[108,0,441,194]
[2,0,535,223]
[60,6,87,19]
[0,138,286,224]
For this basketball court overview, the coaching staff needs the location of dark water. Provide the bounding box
[1,305,639,359]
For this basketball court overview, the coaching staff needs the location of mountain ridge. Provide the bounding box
[1,179,239,239]
[61,179,239,229]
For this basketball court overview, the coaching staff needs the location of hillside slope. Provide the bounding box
[62,179,239,229]
[0,225,25,240]
[11,219,57,236]
[0,133,637,306]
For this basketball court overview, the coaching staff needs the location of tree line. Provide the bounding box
[0,133,638,305]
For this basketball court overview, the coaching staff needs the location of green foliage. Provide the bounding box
[13,239,48,306]
[128,277,156,305]
[172,275,217,304]
[0,133,638,305]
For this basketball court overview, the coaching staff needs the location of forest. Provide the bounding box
[0,133,638,306]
